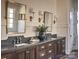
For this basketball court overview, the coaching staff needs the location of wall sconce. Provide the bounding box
[53,16,57,24]
[29,8,35,21]
[30,16,33,21]
[38,18,41,22]
[38,11,43,22]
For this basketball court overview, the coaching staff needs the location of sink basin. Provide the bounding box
[14,43,29,47]
[51,38,57,40]
[30,39,40,44]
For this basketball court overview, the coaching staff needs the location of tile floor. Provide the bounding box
[60,51,78,59]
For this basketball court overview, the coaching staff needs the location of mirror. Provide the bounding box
[6,1,26,34]
[44,11,53,32]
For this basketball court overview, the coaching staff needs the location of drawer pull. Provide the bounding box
[40,53,45,56]
[48,57,52,59]
[2,58,6,59]
[26,51,30,53]
[48,44,52,46]
[41,46,45,49]
[48,50,52,53]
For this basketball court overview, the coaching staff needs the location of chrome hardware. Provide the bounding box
[13,40,16,45]
[19,37,22,43]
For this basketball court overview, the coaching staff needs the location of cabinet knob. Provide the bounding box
[62,45,65,47]
[48,50,52,53]
[48,57,52,59]
[40,53,45,57]
[48,44,52,46]
[2,58,7,59]
[26,51,30,53]
[41,46,45,49]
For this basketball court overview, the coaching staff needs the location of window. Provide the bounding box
[7,8,14,28]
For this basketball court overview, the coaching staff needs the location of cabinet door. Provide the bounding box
[26,48,35,59]
[57,39,65,54]
[1,54,13,59]
[61,39,65,54]
[46,54,54,59]
[16,52,25,59]
[53,43,57,54]
[57,40,61,54]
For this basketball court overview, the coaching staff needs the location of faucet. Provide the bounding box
[13,40,16,45]
[16,37,19,44]
[16,36,22,44]
[12,36,23,45]
[19,37,22,43]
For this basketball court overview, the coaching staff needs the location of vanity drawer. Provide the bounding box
[39,51,46,58]
[1,53,13,59]
[39,44,47,51]
[46,54,54,59]
[62,45,65,48]
[47,49,54,55]
[47,41,55,49]
[61,39,65,44]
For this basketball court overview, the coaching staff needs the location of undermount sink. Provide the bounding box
[51,38,57,40]
[14,43,29,47]
[30,39,40,44]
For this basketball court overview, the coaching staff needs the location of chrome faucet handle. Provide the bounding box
[16,36,19,40]
[13,40,16,45]
[19,37,22,43]
[16,37,19,44]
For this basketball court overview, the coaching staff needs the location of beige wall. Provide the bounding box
[1,0,69,40]
[1,0,57,40]
[56,0,69,36]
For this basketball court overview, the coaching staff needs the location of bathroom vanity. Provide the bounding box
[1,37,65,59]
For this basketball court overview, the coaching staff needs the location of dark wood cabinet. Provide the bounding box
[15,51,25,59]
[57,40,61,54]
[36,38,65,59]
[15,46,35,59]
[25,47,35,59]
[61,38,65,54]
[1,53,13,59]
[57,38,65,55]
[36,41,56,59]
[46,53,54,59]
[1,37,65,59]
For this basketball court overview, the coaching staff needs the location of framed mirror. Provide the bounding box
[6,1,26,34]
[44,11,53,32]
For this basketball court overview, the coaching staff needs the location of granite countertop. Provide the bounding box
[1,37,65,54]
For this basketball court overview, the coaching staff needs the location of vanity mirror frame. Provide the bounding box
[43,11,53,32]
[5,0,26,34]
